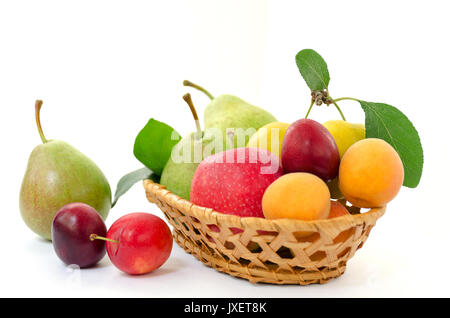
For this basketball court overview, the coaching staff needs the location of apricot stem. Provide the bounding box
[183,80,214,100]
[35,100,48,143]
[182,93,202,139]
[89,233,119,244]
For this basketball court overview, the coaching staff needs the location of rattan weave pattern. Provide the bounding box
[144,179,385,285]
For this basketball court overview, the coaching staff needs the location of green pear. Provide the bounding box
[19,101,112,240]
[160,94,217,200]
[184,80,277,149]
[160,132,208,200]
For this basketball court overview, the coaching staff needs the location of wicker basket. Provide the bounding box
[144,179,386,285]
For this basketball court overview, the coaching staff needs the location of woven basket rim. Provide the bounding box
[143,179,386,231]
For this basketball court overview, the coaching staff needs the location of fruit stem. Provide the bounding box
[325,91,347,121]
[183,80,214,100]
[182,93,202,139]
[332,97,361,103]
[35,100,48,143]
[330,96,363,121]
[90,233,119,244]
[331,99,347,121]
[304,99,315,119]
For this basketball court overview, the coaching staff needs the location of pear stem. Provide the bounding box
[35,100,48,143]
[183,80,214,100]
[182,93,202,139]
[89,233,119,244]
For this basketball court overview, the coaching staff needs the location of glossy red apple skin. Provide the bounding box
[52,202,107,268]
[106,213,173,275]
[281,118,340,181]
[190,147,283,218]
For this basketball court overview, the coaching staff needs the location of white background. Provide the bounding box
[1,0,449,297]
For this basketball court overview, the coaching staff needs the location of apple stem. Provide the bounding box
[35,100,48,143]
[183,80,214,100]
[89,233,119,244]
[182,93,202,139]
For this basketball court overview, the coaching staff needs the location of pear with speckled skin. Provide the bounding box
[160,131,211,200]
[160,94,216,200]
[183,80,277,149]
[19,101,111,240]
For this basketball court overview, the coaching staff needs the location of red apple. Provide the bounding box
[105,213,173,275]
[190,147,283,218]
[281,118,340,181]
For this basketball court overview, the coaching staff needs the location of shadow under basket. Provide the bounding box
[144,179,386,285]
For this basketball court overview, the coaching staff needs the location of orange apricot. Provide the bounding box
[328,200,350,218]
[339,138,404,208]
[328,201,352,242]
[262,172,330,220]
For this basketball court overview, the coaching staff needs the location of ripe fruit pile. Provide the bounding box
[19,48,423,281]
[20,101,173,274]
[128,84,407,223]
[190,117,404,222]
[121,49,422,226]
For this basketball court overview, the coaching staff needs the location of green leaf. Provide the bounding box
[360,101,424,188]
[295,49,330,91]
[133,118,181,175]
[112,167,159,207]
